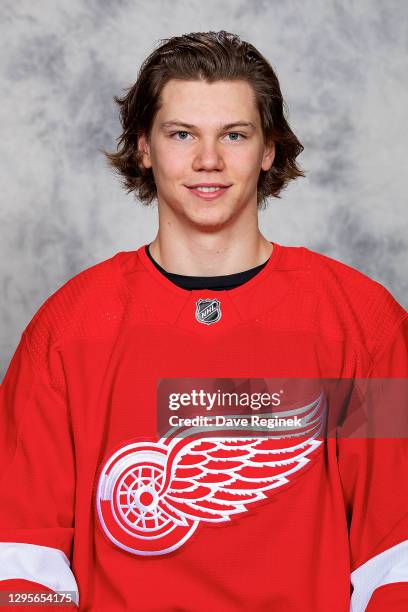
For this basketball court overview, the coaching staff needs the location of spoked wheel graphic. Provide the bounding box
[96,442,197,556]
[116,463,166,530]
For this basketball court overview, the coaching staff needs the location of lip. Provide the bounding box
[186,184,231,200]
[187,183,230,188]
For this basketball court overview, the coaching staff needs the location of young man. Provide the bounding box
[1,30,407,611]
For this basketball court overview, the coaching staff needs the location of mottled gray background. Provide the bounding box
[1,0,407,381]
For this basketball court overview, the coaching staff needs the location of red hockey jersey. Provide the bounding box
[1,241,408,611]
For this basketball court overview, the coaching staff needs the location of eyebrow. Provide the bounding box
[159,120,256,131]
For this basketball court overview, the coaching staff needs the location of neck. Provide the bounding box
[149,218,272,276]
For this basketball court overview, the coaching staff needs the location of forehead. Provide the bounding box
[155,79,260,125]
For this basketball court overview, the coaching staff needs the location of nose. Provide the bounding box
[192,138,225,172]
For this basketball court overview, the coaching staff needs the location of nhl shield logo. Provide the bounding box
[195,298,222,325]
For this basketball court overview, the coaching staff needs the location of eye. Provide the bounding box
[170,131,192,141]
[226,132,246,141]
[169,131,246,142]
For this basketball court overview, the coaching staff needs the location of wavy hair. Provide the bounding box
[101,30,305,209]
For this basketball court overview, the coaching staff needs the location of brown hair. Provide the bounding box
[101,30,305,209]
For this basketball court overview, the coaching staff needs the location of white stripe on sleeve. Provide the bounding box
[0,542,79,606]
[350,539,408,611]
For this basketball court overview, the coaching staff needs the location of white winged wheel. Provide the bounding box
[96,391,326,556]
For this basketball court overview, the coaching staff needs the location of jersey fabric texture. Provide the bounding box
[1,241,408,611]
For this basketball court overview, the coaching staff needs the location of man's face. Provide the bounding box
[138,79,275,230]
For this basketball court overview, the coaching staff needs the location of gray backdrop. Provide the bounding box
[1,0,407,382]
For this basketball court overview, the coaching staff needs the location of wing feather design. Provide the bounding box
[156,391,326,524]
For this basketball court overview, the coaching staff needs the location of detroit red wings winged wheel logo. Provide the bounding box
[96,391,326,556]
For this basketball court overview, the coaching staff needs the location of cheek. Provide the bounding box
[153,147,186,182]
[228,150,263,184]
[229,142,263,167]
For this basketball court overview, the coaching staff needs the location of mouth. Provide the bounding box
[185,184,231,200]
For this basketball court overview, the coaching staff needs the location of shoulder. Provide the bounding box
[24,252,128,360]
[302,246,407,359]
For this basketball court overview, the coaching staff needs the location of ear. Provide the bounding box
[137,133,152,169]
[261,140,275,172]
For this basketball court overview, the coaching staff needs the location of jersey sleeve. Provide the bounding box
[337,314,408,611]
[0,330,79,607]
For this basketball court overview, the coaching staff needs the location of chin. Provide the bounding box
[185,213,232,232]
